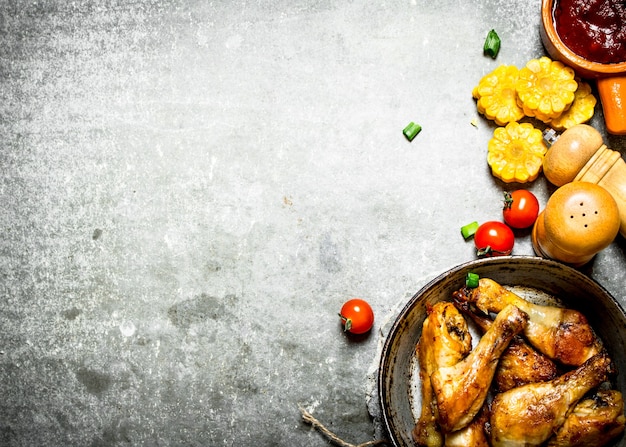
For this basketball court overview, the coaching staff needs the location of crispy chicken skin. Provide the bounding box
[546,389,626,447]
[413,302,472,447]
[455,301,558,393]
[494,337,559,393]
[431,304,528,433]
[453,278,603,366]
[490,351,615,447]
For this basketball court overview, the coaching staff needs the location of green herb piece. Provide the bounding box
[483,29,501,59]
[461,221,479,240]
[403,122,422,141]
[466,272,480,288]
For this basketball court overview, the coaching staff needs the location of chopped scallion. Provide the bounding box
[403,122,422,141]
[466,272,480,288]
[461,221,479,240]
[483,29,501,59]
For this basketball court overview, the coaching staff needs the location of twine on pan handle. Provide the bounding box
[298,404,391,447]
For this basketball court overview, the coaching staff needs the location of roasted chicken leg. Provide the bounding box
[413,302,472,447]
[443,405,490,447]
[490,351,615,447]
[455,300,558,393]
[546,389,626,447]
[453,278,602,366]
[431,304,528,433]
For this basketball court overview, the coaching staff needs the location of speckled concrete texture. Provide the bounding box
[1,1,625,446]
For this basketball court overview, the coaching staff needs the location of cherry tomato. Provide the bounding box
[474,221,514,257]
[339,298,374,334]
[502,190,540,229]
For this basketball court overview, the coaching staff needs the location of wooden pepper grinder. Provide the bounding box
[542,124,626,238]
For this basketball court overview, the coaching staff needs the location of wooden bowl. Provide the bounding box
[378,256,626,447]
[540,0,626,134]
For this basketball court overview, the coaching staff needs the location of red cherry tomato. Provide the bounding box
[502,190,540,229]
[474,221,514,257]
[339,298,374,334]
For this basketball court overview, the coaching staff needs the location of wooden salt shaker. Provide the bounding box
[532,182,620,266]
[542,124,626,238]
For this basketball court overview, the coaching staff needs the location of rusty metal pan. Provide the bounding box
[378,256,626,447]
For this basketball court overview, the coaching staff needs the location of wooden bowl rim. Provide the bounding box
[541,0,626,77]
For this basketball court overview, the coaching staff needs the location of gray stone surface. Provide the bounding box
[1,1,624,446]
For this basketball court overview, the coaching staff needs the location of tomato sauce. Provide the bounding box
[553,0,626,64]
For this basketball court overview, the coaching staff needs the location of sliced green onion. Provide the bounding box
[466,272,480,288]
[461,221,479,240]
[403,122,422,141]
[483,29,501,59]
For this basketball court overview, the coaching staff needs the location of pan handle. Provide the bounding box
[597,76,626,135]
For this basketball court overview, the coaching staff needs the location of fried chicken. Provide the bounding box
[453,278,602,366]
[412,302,472,447]
[455,300,558,393]
[431,304,528,433]
[490,351,615,447]
[547,389,625,447]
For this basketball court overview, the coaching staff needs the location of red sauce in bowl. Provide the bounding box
[553,0,626,64]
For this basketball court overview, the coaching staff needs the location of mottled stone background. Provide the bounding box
[1,0,625,446]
